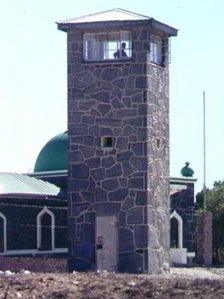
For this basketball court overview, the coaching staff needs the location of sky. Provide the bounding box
[0,0,224,194]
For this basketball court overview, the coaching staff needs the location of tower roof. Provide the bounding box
[58,8,151,24]
[57,8,177,36]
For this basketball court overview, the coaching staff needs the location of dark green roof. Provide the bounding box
[0,173,60,195]
[34,132,67,173]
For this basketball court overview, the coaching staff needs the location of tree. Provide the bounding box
[196,180,224,264]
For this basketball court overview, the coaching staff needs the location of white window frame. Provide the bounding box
[37,206,55,251]
[170,210,183,249]
[0,212,7,252]
[83,31,132,62]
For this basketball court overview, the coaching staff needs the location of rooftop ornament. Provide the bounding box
[181,162,194,177]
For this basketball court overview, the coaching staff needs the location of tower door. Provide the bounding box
[96,216,118,272]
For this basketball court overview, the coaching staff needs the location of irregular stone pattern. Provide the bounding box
[67,26,170,274]
[196,211,213,266]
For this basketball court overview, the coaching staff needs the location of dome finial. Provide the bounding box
[181,162,194,177]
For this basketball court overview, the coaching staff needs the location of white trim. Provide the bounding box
[170,210,183,249]
[170,177,197,183]
[170,184,187,190]
[0,248,68,256]
[170,184,187,196]
[37,206,55,250]
[0,212,7,252]
[187,252,195,258]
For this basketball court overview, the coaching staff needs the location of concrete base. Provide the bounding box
[170,248,187,264]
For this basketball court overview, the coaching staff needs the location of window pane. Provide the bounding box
[120,31,132,58]
[40,213,52,251]
[83,33,96,61]
[108,41,118,59]
[162,38,170,64]
[150,41,155,62]
[108,32,119,59]
[150,36,162,65]
[170,217,179,248]
[96,33,107,60]
[120,31,131,48]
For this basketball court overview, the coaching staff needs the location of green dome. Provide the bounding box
[34,132,68,172]
[181,162,194,177]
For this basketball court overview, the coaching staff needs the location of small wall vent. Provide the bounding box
[101,137,112,147]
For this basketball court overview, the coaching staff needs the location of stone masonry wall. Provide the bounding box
[67,26,169,273]
[196,211,213,266]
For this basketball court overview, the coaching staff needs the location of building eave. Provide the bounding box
[57,19,177,36]
[170,177,198,184]
[0,193,60,199]
[27,170,67,178]
[150,18,178,36]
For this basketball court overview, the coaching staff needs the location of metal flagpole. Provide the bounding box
[203,91,207,211]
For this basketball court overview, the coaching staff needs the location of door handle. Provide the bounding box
[97,236,103,249]
[97,243,103,250]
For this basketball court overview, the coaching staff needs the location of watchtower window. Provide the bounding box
[150,35,170,66]
[83,31,132,61]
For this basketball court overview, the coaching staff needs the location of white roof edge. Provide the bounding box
[26,170,67,176]
[170,176,198,183]
[57,8,152,24]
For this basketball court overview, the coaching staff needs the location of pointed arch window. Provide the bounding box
[0,212,7,252]
[37,207,55,251]
[170,210,183,249]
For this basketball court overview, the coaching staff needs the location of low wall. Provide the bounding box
[0,257,67,272]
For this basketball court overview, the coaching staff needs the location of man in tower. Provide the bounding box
[113,42,127,59]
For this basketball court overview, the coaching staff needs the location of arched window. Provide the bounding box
[170,217,179,248]
[170,210,183,249]
[37,207,55,251]
[0,212,7,252]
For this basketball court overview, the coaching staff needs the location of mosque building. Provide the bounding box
[0,130,196,267]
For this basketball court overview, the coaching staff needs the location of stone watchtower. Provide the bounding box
[57,8,177,273]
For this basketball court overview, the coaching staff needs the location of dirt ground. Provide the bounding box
[1,268,224,299]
